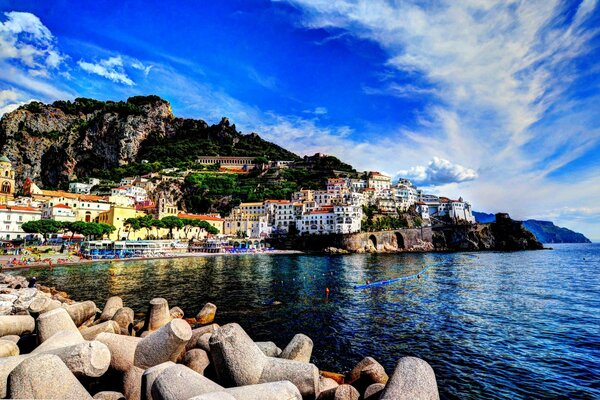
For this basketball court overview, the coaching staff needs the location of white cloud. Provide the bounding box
[396,157,478,186]
[130,59,153,76]
[0,88,37,116]
[78,55,135,86]
[303,106,328,115]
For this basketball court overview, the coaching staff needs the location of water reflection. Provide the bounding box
[13,245,600,400]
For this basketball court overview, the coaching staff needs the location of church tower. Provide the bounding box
[0,156,15,204]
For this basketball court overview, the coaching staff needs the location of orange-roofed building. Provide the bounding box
[42,203,76,222]
[0,204,42,240]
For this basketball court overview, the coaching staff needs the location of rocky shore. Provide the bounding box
[0,273,440,400]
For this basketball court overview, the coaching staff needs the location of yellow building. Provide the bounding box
[97,206,147,240]
[0,155,15,204]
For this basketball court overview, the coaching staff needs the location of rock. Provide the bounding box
[99,296,123,322]
[141,361,175,400]
[96,332,142,373]
[37,307,82,343]
[0,339,19,357]
[364,383,385,400]
[0,315,35,337]
[7,353,93,399]
[112,307,135,335]
[123,365,144,400]
[209,323,267,387]
[32,330,84,353]
[188,392,236,400]
[317,384,360,400]
[225,380,302,400]
[209,323,319,398]
[0,335,19,343]
[134,319,192,369]
[320,370,345,384]
[183,349,210,375]
[81,320,121,340]
[255,341,282,357]
[197,333,212,353]
[43,341,111,378]
[196,303,217,324]
[169,306,184,319]
[151,364,223,400]
[93,391,126,400]
[346,357,388,393]
[144,298,171,333]
[318,376,339,393]
[379,357,439,400]
[280,333,313,363]
[186,324,219,352]
[65,300,97,326]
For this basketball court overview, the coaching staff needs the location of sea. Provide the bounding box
[13,243,600,399]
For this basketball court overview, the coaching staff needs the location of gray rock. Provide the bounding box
[65,300,97,326]
[7,353,93,399]
[196,333,212,353]
[186,324,219,352]
[379,357,439,400]
[182,348,210,375]
[96,332,142,373]
[364,383,385,400]
[43,340,111,377]
[256,341,282,357]
[99,296,123,322]
[81,320,121,340]
[151,364,223,400]
[134,319,192,369]
[37,307,82,343]
[93,391,126,400]
[188,392,236,400]
[260,357,319,399]
[196,303,217,324]
[280,333,313,363]
[0,315,35,337]
[317,384,359,400]
[225,380,302,400]
[0,339,18,357]
[123,365,144,400]
[112,307,134,335]
[346,357,388,392]
[0,335,19,343]
[141,361,175,400]
[318,376,339,394]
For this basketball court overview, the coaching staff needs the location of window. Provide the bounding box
[0,181,10,193]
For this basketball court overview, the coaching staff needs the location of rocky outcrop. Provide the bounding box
[0,96,298,190]
[433,213,544,251]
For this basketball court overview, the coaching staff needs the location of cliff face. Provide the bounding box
[0,96,298,190]
[433,213,544,251]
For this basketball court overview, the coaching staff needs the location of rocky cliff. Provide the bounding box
[0,96,298,190]
[433,213,544,251]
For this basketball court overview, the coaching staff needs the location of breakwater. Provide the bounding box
[0,272,440,399]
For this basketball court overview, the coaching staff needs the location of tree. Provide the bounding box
[151,219,164,239]
[137,214,155,239]
[22,219,63,242]
[161,216,183,239]
[124,218,141,240]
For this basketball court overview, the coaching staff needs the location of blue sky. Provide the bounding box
[1,0,599,239]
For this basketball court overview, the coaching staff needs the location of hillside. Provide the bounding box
[0,96,299,189]
[473,212,591,243]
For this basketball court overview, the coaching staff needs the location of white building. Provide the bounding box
[0,205,42,240]
[334,204,362,234]
[223,214,271,238]
[367,172,392,192]
[299,207,336,235]
[42,203,77,222]
[110,185,148,202]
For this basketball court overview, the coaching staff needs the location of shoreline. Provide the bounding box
[0,249,304,271]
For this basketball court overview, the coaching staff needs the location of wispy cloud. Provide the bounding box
[78,55,135,85]
[396,157,478,186]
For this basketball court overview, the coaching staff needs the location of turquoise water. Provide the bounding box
[16,244,600,399]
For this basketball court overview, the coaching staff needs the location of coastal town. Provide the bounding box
[0,154,475,259]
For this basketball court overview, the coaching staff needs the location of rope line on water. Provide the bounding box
[353,261,444,289]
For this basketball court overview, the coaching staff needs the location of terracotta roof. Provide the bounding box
[0,205,41,213]
[53,203,71,209]
[308,209,335,215]
[264,199,291,204]
[36,190,106,202]
[178,213,224,222]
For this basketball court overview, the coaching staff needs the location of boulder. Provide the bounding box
[182,348,210,375]
[0,315,35,337]
[196,303,217,325]
[364,383,385,400]
[37,307,82,343]
[256,341,282,357]
[346,357,388,392]
[7,353,93,399]
[134,319,192,369]
[379,357,439,400]
[99,296,123,322]
[280,333,313,363]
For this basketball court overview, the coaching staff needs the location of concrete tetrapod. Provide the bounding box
[0,339,19,357]
[255,341,282,357]
[182,348,210,375]
[112,307,134,335]
[93,391,126,400]
[134,319,192,369]
[195,303,217,325]
[64,300,97,327]
[7,353,93,399]
[0,315,35,337]
[209,323,319,399]
[364,383,385,400]
[185,324,219,352]
[141,361,175,400]
[36,307,83,343]
[280,333,313,363]
[379,356,439,400]
[144,298,171,332]
[123,365,144,400]
[317,384,360,400]
[99,296,124,322]
[96,332,142,373]
[81,320,121,340]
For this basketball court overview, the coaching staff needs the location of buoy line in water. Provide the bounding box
[353,261,445,289]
